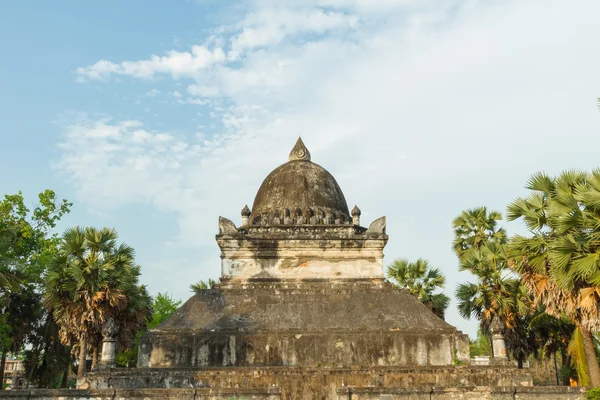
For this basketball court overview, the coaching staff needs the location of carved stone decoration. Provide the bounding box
[283,209,292,225]
[98,317,119,370]
[219,216,238,234]
[366,216,386,234]
[241,205,251,228]
[490,315,508,362]
[241,205,251,217]
[102,317,118,339]
[489,315,503,335]
[288,137,311,161]
[325,212,333,225]
[352,205,361,226]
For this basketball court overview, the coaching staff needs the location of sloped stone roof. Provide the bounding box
[154,281,455,334]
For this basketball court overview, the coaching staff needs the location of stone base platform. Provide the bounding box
[0,386,585,400]
[0,388,280,400]
[339,386,586,400]
[89,365,534,390]
[59,365,545,399]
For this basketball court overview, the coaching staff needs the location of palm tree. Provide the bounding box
[453,207,506,262]
[190,278,218,294]
[507,170,600,386]
[528,311,574,385]
[44,226,149,379]
[453,208,530,332]
[386,258,450,318]
[455,271,529,332]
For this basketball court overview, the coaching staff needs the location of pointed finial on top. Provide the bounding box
[241,205,251,217]
[351,205,361,225]
[288,137,311,161]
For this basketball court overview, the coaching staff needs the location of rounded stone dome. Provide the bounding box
[250,139,350,225]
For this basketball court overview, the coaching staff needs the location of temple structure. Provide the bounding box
[2,138,585,399]
[136,138,469,370]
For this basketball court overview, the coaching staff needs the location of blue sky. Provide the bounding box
[2,0,600,338]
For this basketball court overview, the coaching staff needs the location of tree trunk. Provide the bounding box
[562,352,572,386]
[517,355,524,369]
[27,314,52,388]
[60,365,68,388]
[77,339,87,379]
[0,352,6,390]
[553,352,560,386]
[581,327,600,386]
[91,346,98,370]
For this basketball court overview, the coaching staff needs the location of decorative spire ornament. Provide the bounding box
[352,205,361,226]
[241,205,251,227]
[288,137,311,162]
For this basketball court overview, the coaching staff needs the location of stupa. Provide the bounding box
[136,138,468,369]
[81,139,569,399]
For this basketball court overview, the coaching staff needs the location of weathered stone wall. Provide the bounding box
[217,225,388,280]
[141,331,455,368]
[0,388,280,400]
[338,386,586,400]
[87,366,534,399]
[0,386,585,400]
[138,281,460,368]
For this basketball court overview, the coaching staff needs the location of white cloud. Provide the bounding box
[172,90,183,98]
[230,8,360,52]
[62,0,600,336]
[76,46,226,81]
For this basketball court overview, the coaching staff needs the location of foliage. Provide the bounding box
[528,311,573,357]
[0,314,12,352]
[147,293,182,329]
[0,190,71,280]
[0,190,71,387]
[504,312,539,368]
[44,226,151,376]
[190,278,218,294]
[453,206,536,365]
[453,207,532,332]
[569,326,590,386]
[507,170,600,385]
[386,258,450,317]
[586,387,600,400]
[116,292,182,367]
[469,329,492,357]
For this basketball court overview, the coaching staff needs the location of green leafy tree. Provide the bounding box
[507,170,600,386]
[147,293,182,329]
[0,227,21,291]
[0,190,71,387]
[44,226,150,378]
[116,292,181,367]
[469,329,492,357]
[386,258,450,318]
